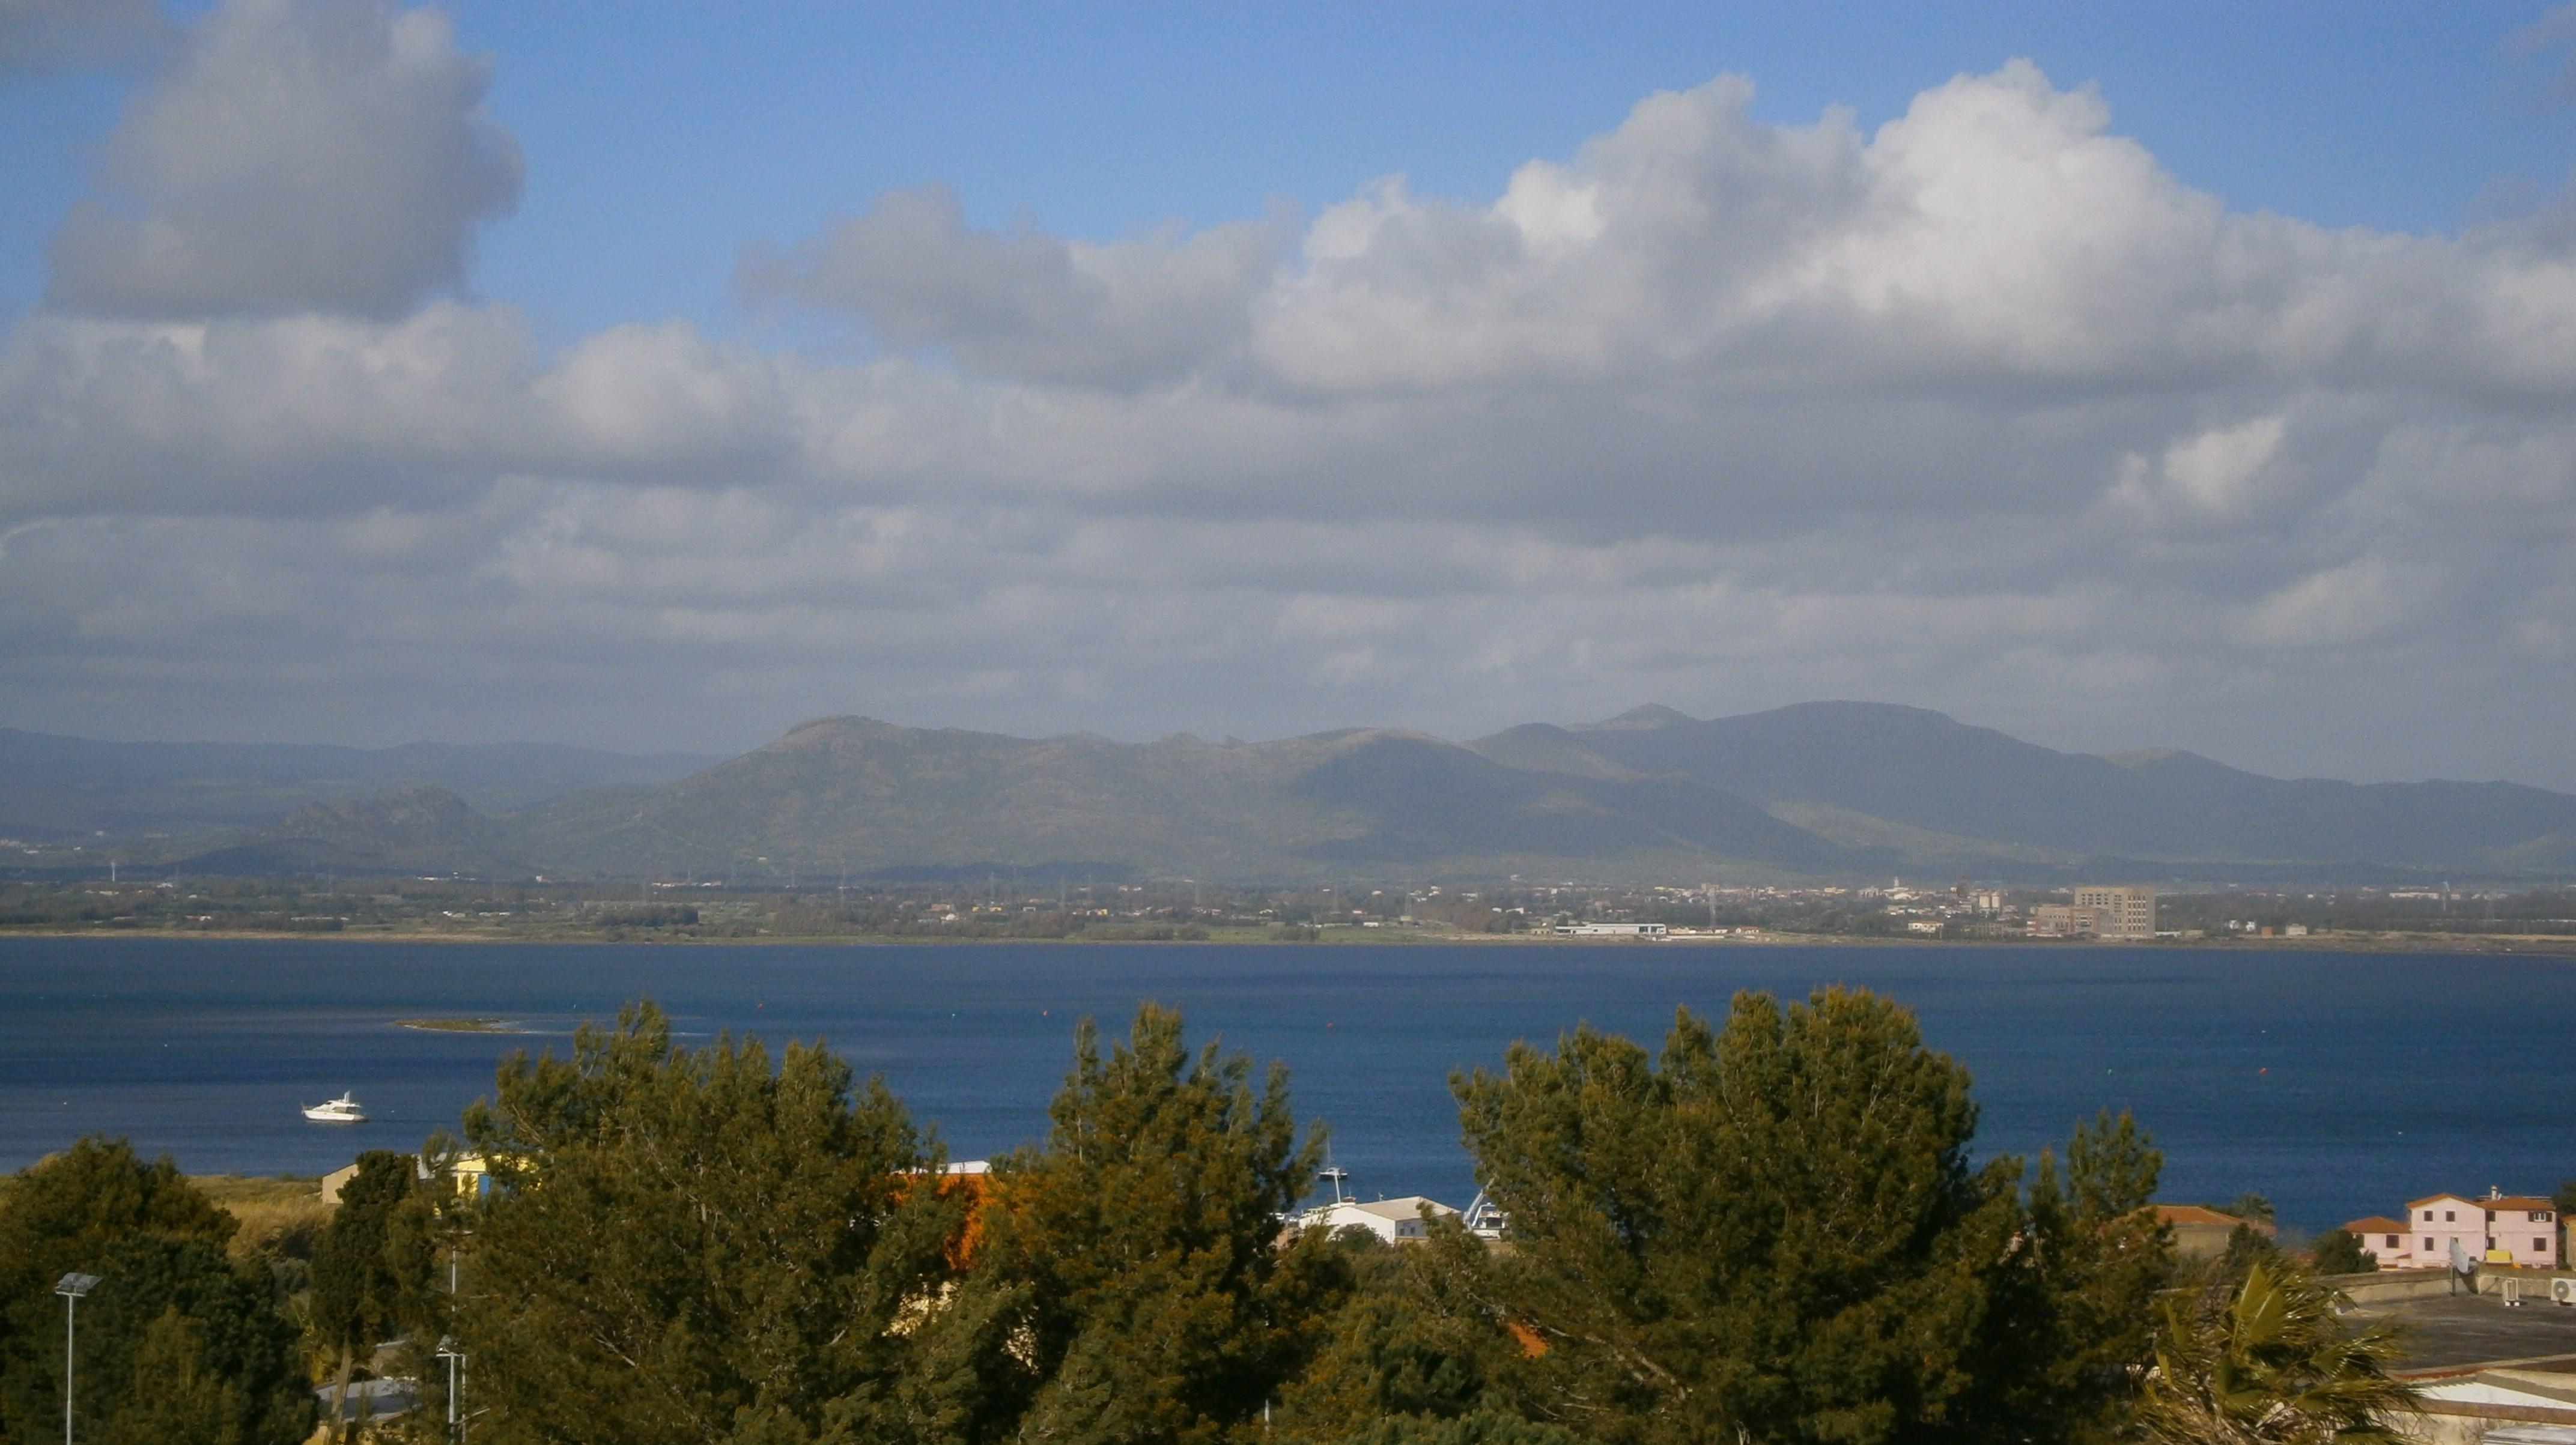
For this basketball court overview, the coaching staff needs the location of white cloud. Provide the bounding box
[8,60,2576,787]
[45,0,521,320]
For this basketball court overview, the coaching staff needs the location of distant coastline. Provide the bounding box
[0,925,2568,956]
[393,1016,521,1032]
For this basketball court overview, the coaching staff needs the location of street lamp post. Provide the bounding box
[55,1273,99,1445]
[434,1337,463,1443]
[439,1226,472,1444]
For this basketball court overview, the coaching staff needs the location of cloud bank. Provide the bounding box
[44,0,521,320]
[5,17,2574,789]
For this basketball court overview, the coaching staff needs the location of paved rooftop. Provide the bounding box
[2350,1292,2576,1373]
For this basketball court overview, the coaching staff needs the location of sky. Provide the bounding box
[5,1,2576,789]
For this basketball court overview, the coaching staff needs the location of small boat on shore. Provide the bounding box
[302,1092,366,1124]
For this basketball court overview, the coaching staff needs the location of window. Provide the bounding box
[2424,1237,2435,1250]
[2541,1238,2551,1253]
[2423,1210,2434,1221]
[2386,1234,2400,1248]
[2445,1211,2456,1222]
[2541,1211,2556,1223]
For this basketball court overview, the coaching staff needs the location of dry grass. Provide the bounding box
[194,1174,332,1262]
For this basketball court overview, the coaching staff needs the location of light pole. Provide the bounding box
[434,1336,463,1443]
[55,1273,99,1445]
[440,1225,473,1443]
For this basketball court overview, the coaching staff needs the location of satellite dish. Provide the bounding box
[2449,1237,2478,1276]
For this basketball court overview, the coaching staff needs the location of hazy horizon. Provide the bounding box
[14,696,2576,795]
[9,4,2576,788]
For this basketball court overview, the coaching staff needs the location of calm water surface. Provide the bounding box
[1,937,2567,1233]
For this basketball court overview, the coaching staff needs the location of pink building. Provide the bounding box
[2352,1188,2559,1270]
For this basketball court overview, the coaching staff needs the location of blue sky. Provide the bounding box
[7,1,2576,789]
[436,5,2573,345]
[16,4,2571,342]
[457,4,2573,341]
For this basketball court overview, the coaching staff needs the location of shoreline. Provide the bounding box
[0,925,2569,956]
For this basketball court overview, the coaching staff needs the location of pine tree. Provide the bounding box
[1976,1107,2172,1441]
[455,1001,965,1445]
[1266,1233,1515,1444]
[921,1003,1336,1445]
[1430,988,2154,1445]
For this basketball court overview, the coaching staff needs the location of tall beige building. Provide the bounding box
[2071,885,2157,939]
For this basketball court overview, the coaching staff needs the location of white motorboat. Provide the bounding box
[302,1092,366,1124]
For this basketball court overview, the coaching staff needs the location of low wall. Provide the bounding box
[2477,1268,2576,1302]
[2327,1267,2576,1306]
[2334,1268,2470,1303]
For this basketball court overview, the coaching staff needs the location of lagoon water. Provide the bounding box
[1,936,2569,1233]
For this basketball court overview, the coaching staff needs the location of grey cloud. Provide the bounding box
[45,0,521,320]
[741,184,1285,387]
[0,307,545,517]
[0,0,172,77]
[7,493,2567,790]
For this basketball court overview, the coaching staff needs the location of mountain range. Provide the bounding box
[10,703,2574,884]
[0,729,712,858]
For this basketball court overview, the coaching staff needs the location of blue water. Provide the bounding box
[1,938,2568,1234]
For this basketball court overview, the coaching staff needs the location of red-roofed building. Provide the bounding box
[2339,1215,2408,1266]
[2372,1188,2559,1270]
[2154,1204,2273,1261]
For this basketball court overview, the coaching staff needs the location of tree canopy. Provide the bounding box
[0,1138,309,1445]
[919,1002,1338,1445]
[1423,987,2166,1445]
[457,1001,965,1445]
[309,1150,426,1441]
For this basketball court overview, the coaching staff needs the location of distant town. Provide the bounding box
[4,873,2571,949]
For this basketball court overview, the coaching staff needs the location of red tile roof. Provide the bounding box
[2343,1216,2407,1234]
[2405,1192,2556,1212]
[2158,1204,2256,1228]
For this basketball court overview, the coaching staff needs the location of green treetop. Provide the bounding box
[1426,987,2169,1445]
[309,1151,425,1443]
[455,1001,965,1445]
[0,1137,310,1445]
[917,1002,1338,1445]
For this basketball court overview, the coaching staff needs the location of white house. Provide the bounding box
[1299,1196,1460,1244]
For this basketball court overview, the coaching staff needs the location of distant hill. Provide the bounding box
[1472,701,2576,877]
[183,786,536,877]
[0,729,715,853]
[512,718,1871,883]
[26,703,2576,882]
